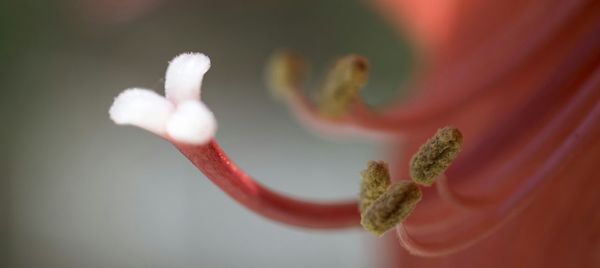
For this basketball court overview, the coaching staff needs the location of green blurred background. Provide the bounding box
[1,0,415,267]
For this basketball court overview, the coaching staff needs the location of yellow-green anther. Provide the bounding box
[410,127,463,186]
[359,161,391,213]
[318,55,368,117]
[266,50,307,99]
[360,181,422,236]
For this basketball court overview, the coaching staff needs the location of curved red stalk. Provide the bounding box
[173,140,360,229]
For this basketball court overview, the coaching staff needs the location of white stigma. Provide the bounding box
[165,53,211,104]
[109,52,218,145]
[109,88,174,135]
[166,100,217,145]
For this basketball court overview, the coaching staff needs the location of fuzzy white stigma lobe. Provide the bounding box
[166,100,217,145]
[109,88,174,135]
[165,53,211,104]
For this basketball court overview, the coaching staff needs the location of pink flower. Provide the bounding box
[109,1,600,266]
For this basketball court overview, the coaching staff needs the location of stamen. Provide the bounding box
[264,52,395,139]
[266,50,307,99]
[359,161,391,213]
[318,55,369,118]
[361,181,422,236]
[410,127,463,186]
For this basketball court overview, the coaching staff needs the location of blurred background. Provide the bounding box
[1,0,416,267]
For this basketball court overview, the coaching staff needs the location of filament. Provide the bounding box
[174,140,361,229]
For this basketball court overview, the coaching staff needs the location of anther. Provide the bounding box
[359,161,391,213]
[410,127,463,186]
[318,55,368,117]
[266,50,307,99]
[360,181,422,236]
